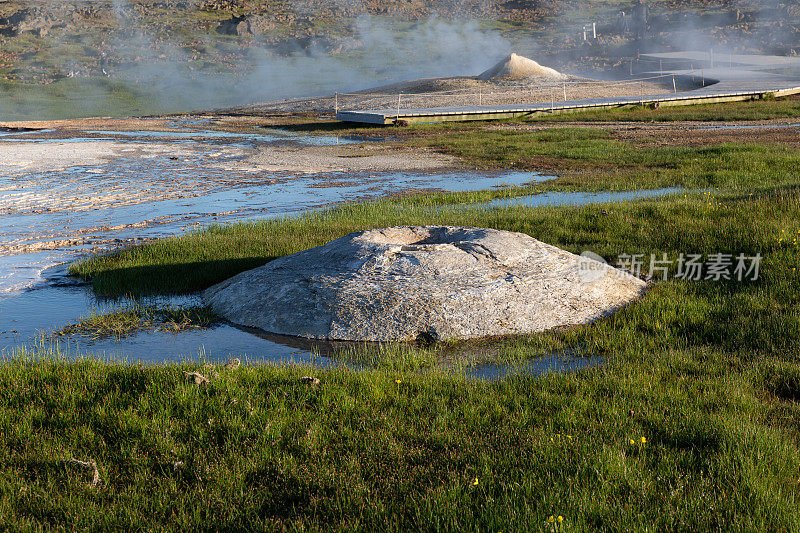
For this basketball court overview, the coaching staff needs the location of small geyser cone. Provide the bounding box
[478,52,566,81]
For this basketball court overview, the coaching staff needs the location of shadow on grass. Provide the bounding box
[90,257,276,298]
[9,459,70,484]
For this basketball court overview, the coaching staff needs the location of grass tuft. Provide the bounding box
[47,305,218,340]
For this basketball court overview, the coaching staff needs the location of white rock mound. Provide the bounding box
[479,53,567,81]
[203,226,646,342]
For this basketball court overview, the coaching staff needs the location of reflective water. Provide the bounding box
[0,126,547,296]
[0,266,603,379]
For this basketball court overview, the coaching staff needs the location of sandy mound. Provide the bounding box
[204,226,646,341]
[479,53,566,81]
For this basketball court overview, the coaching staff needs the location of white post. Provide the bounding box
[673,75,677,93]
[397,93,401,122]
[583,26,587,41]
[563,83,567,102]
[334,92,338,114]
[593,22,596,39]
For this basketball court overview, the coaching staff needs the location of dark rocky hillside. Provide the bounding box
[0,0,796,118]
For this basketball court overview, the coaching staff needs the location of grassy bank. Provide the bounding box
[15,112,800,528]
[412,127,800,189]
[68,187,800,354]
[71,125,800,297]
[521,94,800,123]
[2,345,800,530]
[47,305,218,340]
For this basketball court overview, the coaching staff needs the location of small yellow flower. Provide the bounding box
[630,439,635,445]
[558,516,564,523]
[641,437,647,444]
[473,477,479,486]
[395,379,402,384]
[548,516,555,523]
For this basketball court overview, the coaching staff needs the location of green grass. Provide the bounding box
[521,96,800,122]
[412,127,800,190]
[68,187,800,355]
[11,100,800,528]
[47,305,218,340]
[70,127,800,297]
[2,341,800,529]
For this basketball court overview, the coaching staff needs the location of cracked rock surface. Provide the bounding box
[203,226,647,341]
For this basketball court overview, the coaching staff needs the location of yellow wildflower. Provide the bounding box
[473,477,479,486]
[395,379,402,384]
[548,516,555,523]
[558,516,564,523]
[641,437,647,444]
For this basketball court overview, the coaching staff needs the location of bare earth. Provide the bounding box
[237,76,685,115]
[0,121,459,268]
[0,128,456,176]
